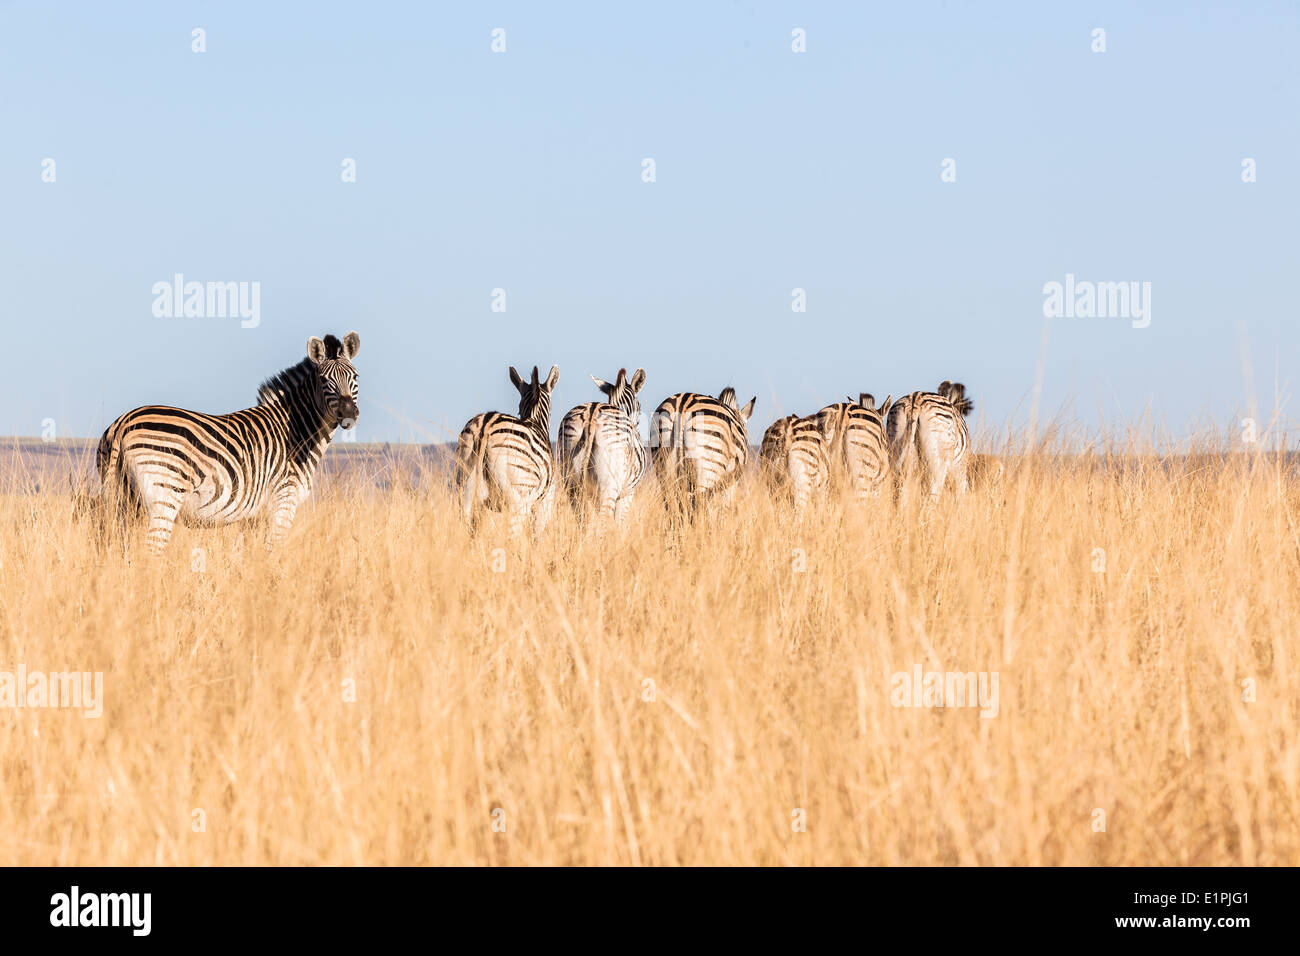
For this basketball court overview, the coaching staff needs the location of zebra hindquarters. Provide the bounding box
[917,416,965,498]
[454,416,490,523]
[484,444,552,538]
[590,427,643,528]
[650,406,692,523]
[94,421,143,545]
[846,432,889,502]
[557,405,595,511]
[802,443,833,514]
[96,413,193,555]
[789,464,816,513]
[884,398,918,491]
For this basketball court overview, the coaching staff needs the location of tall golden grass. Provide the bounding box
[0,436,1296,865]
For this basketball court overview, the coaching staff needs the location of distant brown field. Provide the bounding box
[0,437,1297,864]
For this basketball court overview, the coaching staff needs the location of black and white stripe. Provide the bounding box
[455,364,560,535]
[760,413,830,511]
[650,387,755,512]
[97,331,361,553]
[557,368,648,523]
[815,392,892,500]
[886,381,973,496]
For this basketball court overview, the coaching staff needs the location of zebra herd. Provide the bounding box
[95,332,981,553]
[453,365,978,534]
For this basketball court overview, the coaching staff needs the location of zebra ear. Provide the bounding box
[342,330,360,360]
[879,395,893,419]
[509,366,526,392]
[591,374,612,395]
[307,337,327,363]
[545,365,560,390]
[739,396,756,421]
[629,368,646,393]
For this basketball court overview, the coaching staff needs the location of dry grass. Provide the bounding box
[1,439,1297,865]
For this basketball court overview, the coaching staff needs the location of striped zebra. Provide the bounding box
[814,392,892,500]
[651,387,755,513]
[96,331,361,554]
[759,413,830,512]
[886,380,973,496]
[557,368,648,524]
[455,364,560,535]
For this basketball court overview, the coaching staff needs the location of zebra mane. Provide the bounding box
[257,358,318,407]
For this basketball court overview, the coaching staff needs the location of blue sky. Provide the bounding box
[2,1,1296,444]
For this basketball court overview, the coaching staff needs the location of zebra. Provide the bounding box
[96,331,361,554]
[886,380,973,497]
[650,387,755,514]
[557,368,648,524]
[455,364,560,536]
[759,413,830,512]
[814,392,892,500]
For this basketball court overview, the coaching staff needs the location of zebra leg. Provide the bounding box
[852,468,871,504]
[503,486,531,537]
[595,474,619,524]
[532,488,555,536]
[791,473,811,513]
[596,500,617,526]
[144,498,180,555]
[455,425,489,526]
[614,494,633,524]
[928,457,950,498]
[268,484,303,548]
[459,464,487,523]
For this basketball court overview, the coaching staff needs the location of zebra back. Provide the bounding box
[559,368,648,510]
[887,381,973,492]
[760,413,830,506]
[558,402,601,494]
[455,364,560,518]
[815,393,891,498]
[651,387,755,501]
